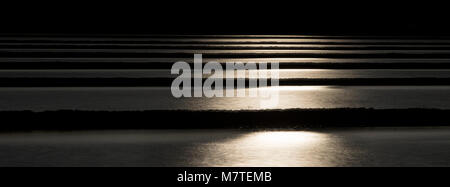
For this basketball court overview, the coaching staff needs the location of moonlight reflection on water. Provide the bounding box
[1,129,450,166]
[191,131,351,167]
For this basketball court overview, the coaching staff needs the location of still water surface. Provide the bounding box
[1,128,449,167]
[1,69,450,78]
[0,86,449,111]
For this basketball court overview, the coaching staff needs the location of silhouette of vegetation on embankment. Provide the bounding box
[0,108,449,131]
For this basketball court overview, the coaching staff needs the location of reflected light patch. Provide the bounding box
[244,131,322,147]
[259,86,329,91]
[193,131,340,167]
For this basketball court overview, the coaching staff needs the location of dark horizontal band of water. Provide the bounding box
[4,44,450,50]
[3,34,450,39]
[2,37,450,43]
[3,62,450,69]
[0,78,450,87]
[0,109,449,131]
[3,52,450,60]
[4,40,450,45]
[3,51,450,58]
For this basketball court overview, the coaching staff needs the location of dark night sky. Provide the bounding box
[1,2,449,35]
